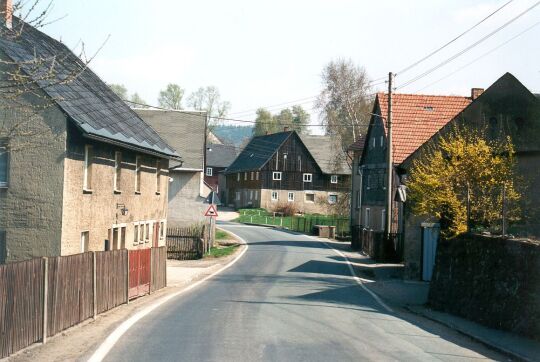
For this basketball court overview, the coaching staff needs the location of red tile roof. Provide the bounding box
[348,135,366,152]
[377,92,472,164]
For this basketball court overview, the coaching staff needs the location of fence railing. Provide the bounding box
[0,246,167,359]
[166,227,205,260]
[351,226,403,263]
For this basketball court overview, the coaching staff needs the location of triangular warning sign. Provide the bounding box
[204,204,219,217]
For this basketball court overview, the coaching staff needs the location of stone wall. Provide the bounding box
[428,233,540,340]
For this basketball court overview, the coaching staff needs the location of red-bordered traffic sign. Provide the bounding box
[204,204,219,217]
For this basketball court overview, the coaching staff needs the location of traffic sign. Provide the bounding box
[204,204,219,217]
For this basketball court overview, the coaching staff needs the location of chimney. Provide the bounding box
[1,0,12,29]
[283,126,289,132]
[471,88,484,100]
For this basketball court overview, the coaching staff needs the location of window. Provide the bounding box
[0,142,8,187]
[114,151,122,192]
[328,194,338,204]
[256,171,259,180]
[298,156,302,170]
[367,174,372,190]
[288,192,294,202]
[250,171,254,180]
[254,190,258,200]
[250,190,253,200]
[135,156,141,193]
[381,209,386,231]
[365,208,371,228]
[133,224,139,245]
[273,171,282,181]
[244,172,247,180]
[159,221,166,242]
[83,145,93,190]
[330,175,338,184]
[156,160,162,194]
[380,136,384,147]
[235,191,241,201]
[206,167,213,176]
[145,222,151,243]
[305,193,315,202]
[81,231,89,252]
[303,173,312,182]
[271,191,278,201]
[372,138,376,148]
[237,173,240,181]
[0,230,6,264]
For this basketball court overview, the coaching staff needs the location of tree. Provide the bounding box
[129,93,148,108]
[109,84,128,100]
[158,83,184,110]
[316,59,373,152]
[0,1,101,151]
[407,126,521,238]
[291,105,310,134]
[252,108,278,136]
[274,108,293,131]
[187,86,231,135]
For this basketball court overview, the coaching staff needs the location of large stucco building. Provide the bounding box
[0,14,179,262]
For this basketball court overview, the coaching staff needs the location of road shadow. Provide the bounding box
[246,239,331,250]
[287,260,352,277]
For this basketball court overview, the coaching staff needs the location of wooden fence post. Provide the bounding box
[42,257,48,344]
[93,252,97,319]
[126,252,130,305]
[149,248,153,295]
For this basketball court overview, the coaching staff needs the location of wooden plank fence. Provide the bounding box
[0,246,166,359]
[166,226,205,260]
[0,258,45,359]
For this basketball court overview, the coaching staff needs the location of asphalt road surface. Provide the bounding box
[104,223,504,362]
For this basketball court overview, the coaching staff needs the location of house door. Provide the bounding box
[421,223,440,281]
[153,222,160,247]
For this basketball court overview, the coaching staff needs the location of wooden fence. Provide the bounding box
[0,246,167,359]
[166,226,205,260]
[351,226,404,262]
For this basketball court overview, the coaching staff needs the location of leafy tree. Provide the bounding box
[274,108,293,130]
[253,108,278,136]
[407,126,521,238]
[291,105,310,134]
[316,58,373,151]
[129,93,148,108]
[158,83,184,110]
[187,86,230,119]
[109,84,128,100]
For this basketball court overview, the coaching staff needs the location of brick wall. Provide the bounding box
[428,233,540,340]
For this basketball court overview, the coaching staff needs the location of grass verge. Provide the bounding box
[205,245,239,258]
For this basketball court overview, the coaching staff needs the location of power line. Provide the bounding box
[397,1,540,90]
[396,0,515,76]
[416,19,540,92]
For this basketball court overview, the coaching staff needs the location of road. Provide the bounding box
[103,223,503,362]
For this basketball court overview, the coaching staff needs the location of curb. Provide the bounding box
[405,306,530,362]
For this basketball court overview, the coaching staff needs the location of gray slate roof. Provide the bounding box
[135,109,206,169]
[300,134,350,175]
[0,18,178,158]
[225,131,350,175]
[206,143,238,168]
[225,132,291,173]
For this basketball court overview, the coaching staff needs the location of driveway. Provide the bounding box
[102,223,503,361]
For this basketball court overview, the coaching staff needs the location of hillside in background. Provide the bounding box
[212,125,253,146]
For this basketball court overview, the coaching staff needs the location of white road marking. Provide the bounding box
[88,233,249,362]
[303,234,394,313]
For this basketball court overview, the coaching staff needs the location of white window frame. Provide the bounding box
[83,145,93,191]
[0,141,8,188]
[328,193,338,204]
[271,191,278,201]
[288,192,294,202]
[250,171,254,180]
[235,191,241,201]
[81,231,89,252]
[133,223,140,246]
[249,190,253,200]
[135,156,141,193]
[256,171,259,180]
[237,173,240,181]
[365,208,371,228]
[206,167,213,176]
[372,138,376,148]
[303,173,312,183]
[305,192,315,203]
[272,171,282,181]
[156,160,161,194]
[159,220,167,243]
[114,151,122,192]
[244,172,247,180]
[254,190,258,200]
[111,223,127,250]
[330,175,338,184]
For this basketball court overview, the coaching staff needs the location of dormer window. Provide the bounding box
[331,175,338,184]
[423,106,434,111]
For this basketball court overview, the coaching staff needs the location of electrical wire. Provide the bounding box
[397,0,540,90]
[396,0,515,76]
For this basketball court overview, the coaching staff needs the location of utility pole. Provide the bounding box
[385,72,394,237]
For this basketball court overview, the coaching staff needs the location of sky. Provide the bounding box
[23,0,540,128]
